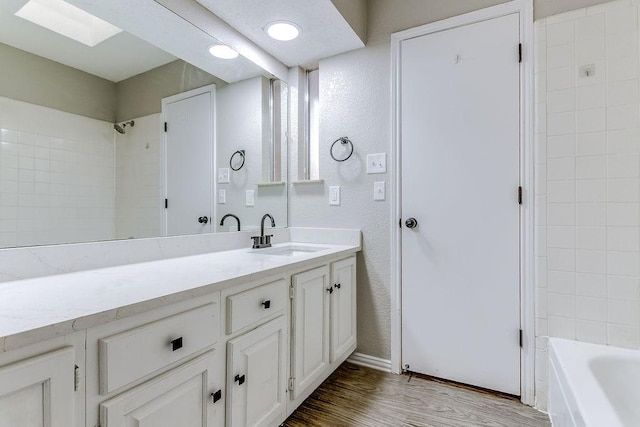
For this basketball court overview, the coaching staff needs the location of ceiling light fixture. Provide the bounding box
[15,0,122,47]
[266,21,300,41]
[209,44,239,59]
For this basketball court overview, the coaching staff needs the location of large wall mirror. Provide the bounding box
[0,0,288,248]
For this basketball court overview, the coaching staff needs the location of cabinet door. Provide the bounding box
[330,257,357,363]
[227,316,287,427]
[290,266,330,400]
[0,347,74,427]
[100,350,224,427]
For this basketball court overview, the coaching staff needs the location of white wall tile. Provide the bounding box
[547,88,575,113]
[547,134,575,158]
[607,178,640,201]
[548,67,576,92]
[576,319,607,343]
[547,21,575,45]
[576,84,606,110]
[607,55,639,81]
[577,108,607,133]
[608,276,640,300]
[576,179,606,202]
[607,202,640,226]
[607,323,640,347]
[607,80,639,106]
[576,226,607,249]
[576,156,606,179]
[607,227,640,251]
[548,111,576,135]
[548,270,576,294]
[576,249,607,273]
[547,157,575,180]
[608,251,640,275]
[577,296,607,321]
[547,181,575,203]
[608,299,640,325]
[607,128,639,153]
[607,104,640,129]
[548,248,576,271]
[548,203,576,225]
[576,13,606,40]
[608,153,640,178]
[548,315,577,339]
[549,293,577,317]
[577,273,607,297]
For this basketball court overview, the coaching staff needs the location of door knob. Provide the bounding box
[198,216,209,224]
[405,218,418,229]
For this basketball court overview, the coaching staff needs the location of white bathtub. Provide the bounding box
[549,338,640,427]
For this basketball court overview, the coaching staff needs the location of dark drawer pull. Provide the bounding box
[334,283,341,289]
[235,374,245,385]
[170,337,183,351]
[261,300,271,309]
[210,389,222,403]
[326,287,333,294]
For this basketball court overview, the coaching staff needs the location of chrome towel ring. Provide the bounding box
[330,137,354,162]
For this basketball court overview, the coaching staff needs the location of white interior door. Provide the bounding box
[163,87,214,236]
[400,13,521,395]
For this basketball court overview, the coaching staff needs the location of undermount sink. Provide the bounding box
[252,244,329,257]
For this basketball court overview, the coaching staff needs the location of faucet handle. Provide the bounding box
[264,234,273,246]
[250,236,261,248]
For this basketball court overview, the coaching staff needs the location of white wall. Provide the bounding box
[115,114,162,239]
[534,0,640,410]
[216,77,287,232]
[0,96,115,248]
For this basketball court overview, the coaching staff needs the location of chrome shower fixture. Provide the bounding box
[114,120,135,134]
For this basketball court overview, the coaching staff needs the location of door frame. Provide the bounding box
[389,0,535,405]
[160,84,216,236]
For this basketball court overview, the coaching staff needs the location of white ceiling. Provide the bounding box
[196,0,365,69]
[0,0,177,82]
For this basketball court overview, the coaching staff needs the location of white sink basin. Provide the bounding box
[252,244,329,257]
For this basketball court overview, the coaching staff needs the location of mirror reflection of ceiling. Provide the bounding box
[0,0,176,82]
[197,0,366,69]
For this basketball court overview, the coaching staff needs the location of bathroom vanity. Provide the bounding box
[0,230,360,427]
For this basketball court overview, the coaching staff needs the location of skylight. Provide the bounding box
[15,0,123,47]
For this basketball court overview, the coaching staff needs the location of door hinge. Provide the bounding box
[399,218,402,228]
[288,377,295,392]
[165,198,168,209]
[519,329,523,348]
[518,186,523,205]
[518,43,522,63]
[74,364,81,391]
[164,122,168,132]
[289,285,294,299]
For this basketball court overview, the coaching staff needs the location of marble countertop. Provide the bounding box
[0,240,360,353]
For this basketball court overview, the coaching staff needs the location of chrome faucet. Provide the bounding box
[220,214,241,231]
[251,214,276,249]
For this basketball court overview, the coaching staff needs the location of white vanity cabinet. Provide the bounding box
[329,256,357,363]
[288,256,357,411]
[86,293,224,427]
[0,332,85,427]
[222,278,289,427]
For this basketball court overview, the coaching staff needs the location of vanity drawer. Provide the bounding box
[226,279,288,334]
[98,303,218,394]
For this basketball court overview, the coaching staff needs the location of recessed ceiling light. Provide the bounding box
[266,21,300,41]
[209,44,239,59]
[15,0,122,47]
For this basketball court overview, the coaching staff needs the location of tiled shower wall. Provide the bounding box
[534,0,640,409]
[0,96,115,248]
[115,114,162,239]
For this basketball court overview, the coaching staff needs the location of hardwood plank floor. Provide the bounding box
[284,363,550,427]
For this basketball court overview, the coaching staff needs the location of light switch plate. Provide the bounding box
[245,190,255,207]
[367,153,387,174]
[374,182,385,201]
[329,186,340,206]
[218,168,230,183]
[218,189,226,204]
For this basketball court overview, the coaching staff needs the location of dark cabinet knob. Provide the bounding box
[405,218,418,229]
[326,287,333,294]
[210,389,222,403]
[170,337,183,351]
[235,374,245,385]
[261,300,271,309]
[334,283,341,289]
[198,216,209,224]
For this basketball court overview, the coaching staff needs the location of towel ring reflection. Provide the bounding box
[330,137,354,162]
[230,150,245,171]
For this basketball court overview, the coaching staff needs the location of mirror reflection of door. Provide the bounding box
[162,85,215,236]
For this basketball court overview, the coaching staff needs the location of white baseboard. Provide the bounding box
[347,352,392,373]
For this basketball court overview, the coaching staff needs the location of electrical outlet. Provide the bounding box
[374,182,385,201]
[218,190,226,204]
[218,168,230,183]
[367,153,387,174]
[246,190,255,207]
[329,186,340,206]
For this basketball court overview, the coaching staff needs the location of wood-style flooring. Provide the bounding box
[284,363,550,427]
